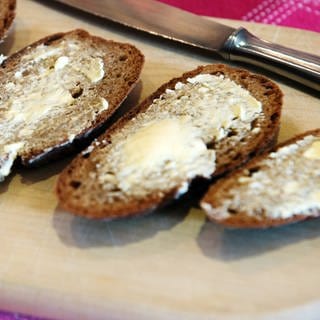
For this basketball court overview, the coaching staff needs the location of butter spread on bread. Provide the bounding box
[96,73,262,196]
[0,29,144,181]
[201,130,320,228]
[56,64,282,219]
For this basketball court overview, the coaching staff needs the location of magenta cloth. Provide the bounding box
[158,0,320,32]
[0,311,50,320]
[1,1,319,320]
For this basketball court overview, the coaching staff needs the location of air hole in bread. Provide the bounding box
[251,118,259,129]
[232,153,241,161]
[70,180,81,189]
[270,112,279,123]
[119,54,128,61]
[110,187,121,192]
[227,208,237,215]
[249,150,258,159]
[248,166,260,176]
[22,70,30,77]
[82,153,90,159]
[70,86,83,99]
[3,18,9,28]
[227,129,238,138]
[206,141,216,150]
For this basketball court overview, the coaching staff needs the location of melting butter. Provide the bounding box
[0,142,24,181]
[123,118,207,171]
[0,40,107,181]
[303,140,320,159]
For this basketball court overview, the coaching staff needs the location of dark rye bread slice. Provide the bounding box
[0,29,144,181]
[0,0,15,41]
[201,129,320,228]
[56,64,282,219]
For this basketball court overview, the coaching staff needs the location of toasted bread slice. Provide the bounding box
[201,129,320,228]
[0,29,144,181]
[0,0,15,41]
[56,64,282,219]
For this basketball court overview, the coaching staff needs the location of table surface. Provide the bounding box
[0,1,320,320]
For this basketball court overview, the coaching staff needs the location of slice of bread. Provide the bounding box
[0,29,144,181]
[201,129,320,228]
[56,64,282,219]
[0,0,15,41]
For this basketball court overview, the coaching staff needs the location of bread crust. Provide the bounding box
[0,29,144,168]
[0,0,15,41]
[56,64,283,219]
[201,129,320,228]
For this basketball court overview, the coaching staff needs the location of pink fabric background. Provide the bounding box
[159,0,320,32]
[1,1,319,320]
[0,312,48,320]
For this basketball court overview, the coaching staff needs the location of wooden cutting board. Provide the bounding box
[0,1,319,319]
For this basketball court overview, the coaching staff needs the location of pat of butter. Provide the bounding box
[111,117,216,193]
[23,45,63,63]
[55,56,69,70]
[0,54,6,64]
[303,140,320,159]
[184,73,262,140]
[312,191,320,201]
[122,118,207,171]
[22,42,104,83]
[54,54,104,83]
[283,181,299,194]
[0,142,24,180]
[7,84,74,128]
[187,74,215,84]
[14,71,23,79]
[100,98,109,110]
[80,57,104,83]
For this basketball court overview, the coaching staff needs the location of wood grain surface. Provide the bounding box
[0,1,319,319]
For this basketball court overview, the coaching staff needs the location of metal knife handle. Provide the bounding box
[223,28,320,91]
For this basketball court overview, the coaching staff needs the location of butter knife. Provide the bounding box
[54,0,320,91]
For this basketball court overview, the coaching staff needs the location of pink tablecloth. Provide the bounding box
[159,0,320,32]
[0,312,49,320]
[2,1,319,320]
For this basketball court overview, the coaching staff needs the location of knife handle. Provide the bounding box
[223,28,320,91]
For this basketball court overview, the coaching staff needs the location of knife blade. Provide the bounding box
[54,0,320,91]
